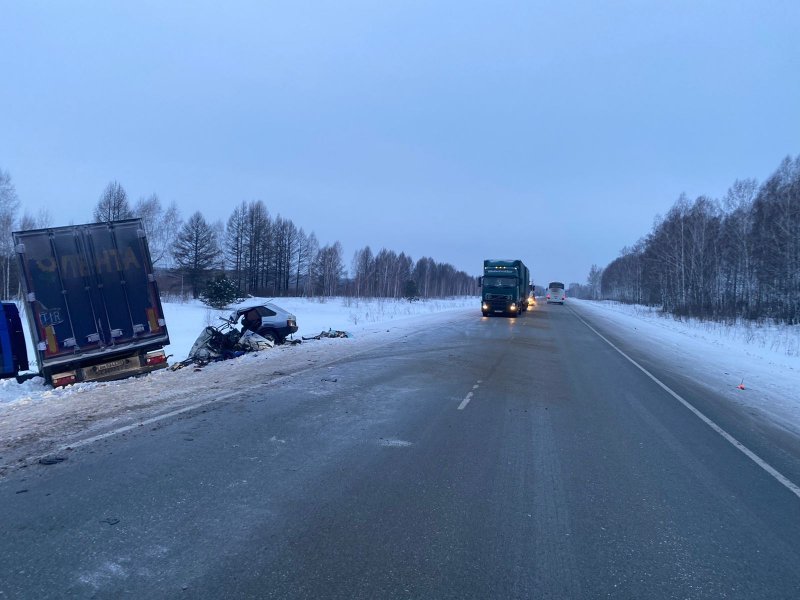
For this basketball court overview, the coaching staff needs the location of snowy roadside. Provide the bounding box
[569,299,800,436]
[0,297,475,477]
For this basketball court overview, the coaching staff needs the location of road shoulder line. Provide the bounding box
[569,306,800,501]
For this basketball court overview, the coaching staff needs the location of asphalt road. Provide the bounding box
[2,302,800,599]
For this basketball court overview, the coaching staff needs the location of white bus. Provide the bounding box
[546,281,566,304]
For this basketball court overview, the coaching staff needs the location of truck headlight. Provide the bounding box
[482,303,489,310]
[510,303,517,311]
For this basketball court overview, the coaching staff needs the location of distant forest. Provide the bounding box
[572,154,800,324]
[0,172,476,301]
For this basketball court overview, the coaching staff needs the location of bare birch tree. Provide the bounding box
[0,169,20,298]
[94,181,133,222]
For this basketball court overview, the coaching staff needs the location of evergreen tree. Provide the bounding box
[172,211,220,298]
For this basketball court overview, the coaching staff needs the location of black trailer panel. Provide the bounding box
[13,219,169,378]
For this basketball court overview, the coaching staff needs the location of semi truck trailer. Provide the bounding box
[12,219,170,387]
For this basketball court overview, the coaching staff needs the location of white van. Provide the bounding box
[546,281,566,304]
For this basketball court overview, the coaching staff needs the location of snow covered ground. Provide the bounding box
[2,295,799,476]
[570,299,800,436]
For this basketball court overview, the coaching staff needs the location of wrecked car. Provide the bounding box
[229,303,298,345]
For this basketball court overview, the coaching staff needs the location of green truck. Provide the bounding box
[480,259,531,317]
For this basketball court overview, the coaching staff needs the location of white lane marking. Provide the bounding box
[472,384,479,390]
[56,386,250,452]
[458,391,473,410]
[571,308,800,501]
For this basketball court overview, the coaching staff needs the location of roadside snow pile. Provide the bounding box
[571,299,800,434]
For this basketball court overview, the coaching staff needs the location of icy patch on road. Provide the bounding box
[77,560,128,590]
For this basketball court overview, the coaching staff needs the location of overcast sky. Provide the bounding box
[2,1,799,285]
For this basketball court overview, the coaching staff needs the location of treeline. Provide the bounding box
[173,199,474,299]
[599,154,800,323]
[350,247,475,298]
[0,173,475,301]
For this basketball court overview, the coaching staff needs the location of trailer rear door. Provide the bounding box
[14,220,168,363]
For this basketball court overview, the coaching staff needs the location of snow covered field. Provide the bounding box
[2,295,799,476]
[570,299,800,436]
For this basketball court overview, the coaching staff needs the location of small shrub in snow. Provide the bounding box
[403,279,419,302]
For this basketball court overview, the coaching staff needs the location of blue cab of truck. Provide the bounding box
[0,302,29,380]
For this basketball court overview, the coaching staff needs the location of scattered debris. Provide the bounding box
[100,517,120,525]
[302,329,351,341]
[171,320,269,370]
[38,455,67,465]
